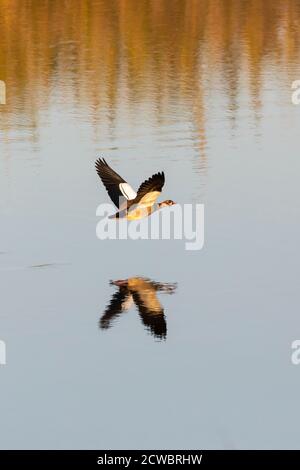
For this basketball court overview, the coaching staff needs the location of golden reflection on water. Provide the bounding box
[100,277,177,340]
[0,0,299,149]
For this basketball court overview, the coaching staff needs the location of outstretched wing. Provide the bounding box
[131,290,167,340]
[128,278,167,340]
[99,287,133,330]
[95,158,137,208]
[129,172,165,207]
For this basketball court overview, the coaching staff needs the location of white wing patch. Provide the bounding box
[122,295,134,311]
[119,183,137,200]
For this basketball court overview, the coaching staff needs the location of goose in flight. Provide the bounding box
[95,158,175,220]
[100,277,177,340]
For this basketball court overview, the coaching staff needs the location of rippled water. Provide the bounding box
[0,0,300,449]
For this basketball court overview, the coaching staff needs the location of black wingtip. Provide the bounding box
[95,157,101,168]
[95,157,108,169]
[157,171,165,183]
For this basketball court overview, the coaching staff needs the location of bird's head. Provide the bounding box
[158,200,176,208]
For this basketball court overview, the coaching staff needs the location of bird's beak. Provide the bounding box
[111,279,127,287]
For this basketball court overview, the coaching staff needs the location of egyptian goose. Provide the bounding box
[100,277,177,340]
[95,158,175,220]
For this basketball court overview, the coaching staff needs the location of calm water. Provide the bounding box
[0,0,300,449]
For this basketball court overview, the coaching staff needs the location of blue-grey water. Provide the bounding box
[0,0,300,449]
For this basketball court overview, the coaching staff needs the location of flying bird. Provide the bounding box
[95,158,175,220]
[100,277,177,340]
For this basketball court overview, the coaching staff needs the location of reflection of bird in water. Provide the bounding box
[95,158,176,220]
[100,277,177,340]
